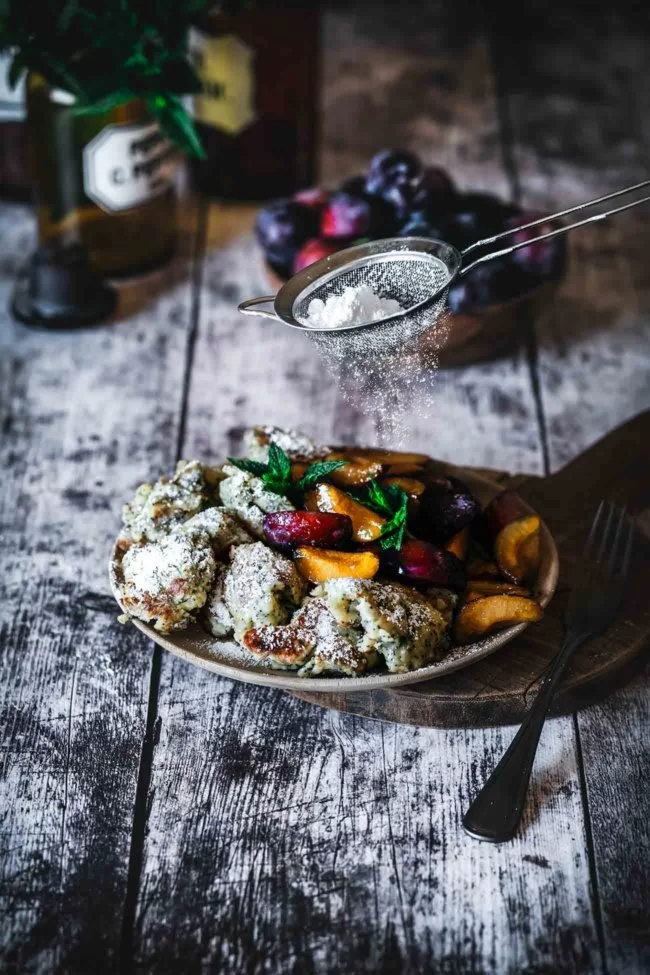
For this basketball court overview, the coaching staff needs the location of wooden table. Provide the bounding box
[1,3,649,972]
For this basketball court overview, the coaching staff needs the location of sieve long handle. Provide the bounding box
[458,178,650,278]
[238,295,279,320]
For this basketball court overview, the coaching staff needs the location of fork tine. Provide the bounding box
[580,500,605,567]
[606,505,628,578]
[596,501,616,564]
[619,515,635,589]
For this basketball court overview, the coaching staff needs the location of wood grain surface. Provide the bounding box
[0,2,649,973]
[495,4,650,970]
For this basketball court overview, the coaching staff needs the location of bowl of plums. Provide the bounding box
[255,149,567,367]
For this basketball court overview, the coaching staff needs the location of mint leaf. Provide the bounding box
[353,478,409,551]
[378,499,409,551]
[297,460,347,490]
[228,445,346,504]
[227,457,268,477]
[266,442,292,484]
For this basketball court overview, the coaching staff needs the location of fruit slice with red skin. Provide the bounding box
[325,452,384,487]
[264,511,353,552]
[465,581,532,602]
[445,527,471,561]
[418,476,481,540]
[382,476,426,500]
[305,483,386,543]
[454,595,543,644]
[295,546,379,584]
[387,539,467,591]
[494,514,541,584]
[480,490,530,547]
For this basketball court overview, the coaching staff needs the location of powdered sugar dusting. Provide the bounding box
[122,534,204,594]
[304,284,404,330]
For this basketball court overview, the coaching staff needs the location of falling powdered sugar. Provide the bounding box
[304,284,404,330]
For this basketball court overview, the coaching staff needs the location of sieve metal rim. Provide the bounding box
[273,236,461,334]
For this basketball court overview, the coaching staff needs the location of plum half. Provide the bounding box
[263,511,353,552]
[417,476,481,540]
[384,539,467,591]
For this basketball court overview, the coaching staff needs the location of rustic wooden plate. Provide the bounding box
[109,463,557,692]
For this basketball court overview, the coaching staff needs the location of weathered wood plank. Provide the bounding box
[498,3,650,970]
[136,683,598,974]
[131,9,601,971]
[0,203,195,972]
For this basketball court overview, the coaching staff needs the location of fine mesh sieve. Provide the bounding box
[239,179,650,359]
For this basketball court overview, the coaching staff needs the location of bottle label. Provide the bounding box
[0,53,26,121]
[82,121,176,213]
[189,29,256,135]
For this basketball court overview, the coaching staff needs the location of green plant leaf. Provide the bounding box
[227,457,269,477]
[297,460,347,490]
[353,478,409,550]
[266,442,292,485]
[147,93,205,158]
[72,89,133,115]
[378,499,408,551]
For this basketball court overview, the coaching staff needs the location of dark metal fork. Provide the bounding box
[463,501,635,843]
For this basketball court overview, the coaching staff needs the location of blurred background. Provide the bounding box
[1,0,647,367]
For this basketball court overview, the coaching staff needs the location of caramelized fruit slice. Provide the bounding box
[494,514,541,583]
[382,476,426,500]
[305,483,385,542]
[386,461,426,476]
[385,539,467,591]
[263,511,353,551]
[290,462,309,483]
[454,595,543,644]
[325,452,384,487]
[445,527,471,560]
[341,447,429,466]
[418,476,481,540]
[467,558,501,580]
[295,546,380,584]
[465,581,532,602]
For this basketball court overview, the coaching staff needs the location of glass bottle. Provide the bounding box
[27,74,178,277]
[188,2,320,200]
[0,53,29,200]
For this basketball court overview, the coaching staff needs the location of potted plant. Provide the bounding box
[0,0,214,276]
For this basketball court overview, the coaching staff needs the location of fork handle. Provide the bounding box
[463,632,584,843]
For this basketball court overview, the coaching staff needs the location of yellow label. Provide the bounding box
[189,30,256,136]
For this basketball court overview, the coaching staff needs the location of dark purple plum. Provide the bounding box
[445,193,520,250]
[339,174,367,196]
[460,257,529,308]
[321,190,395,240]
[398,214,447,239]
[293,187,329,210]
[410,165,456,215]
[507,213,567,279]
[256,199,319,276]
[418,476,481,540]
[447,281,471,314]
[382,540,467,591]
[293,237,341,273]
[365,149,424,221]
